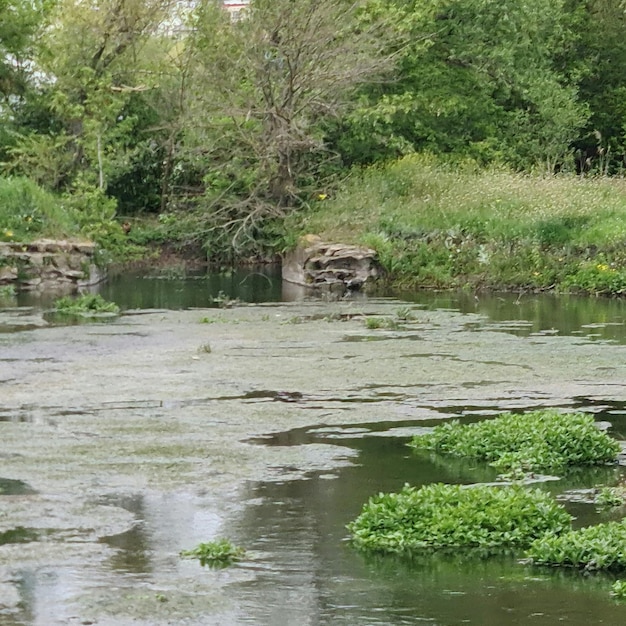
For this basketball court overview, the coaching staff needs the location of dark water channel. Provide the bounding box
[3,273,626,624]
[4,268,626,343]
[230,406,626,626]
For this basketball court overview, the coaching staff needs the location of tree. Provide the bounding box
[569,0,626,173]
[183,0,402,252]
[331,0,588,171]
[0,0,42,99]
[5,0,179,197]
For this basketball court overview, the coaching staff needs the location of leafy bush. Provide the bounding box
[527,519,626,571]
[563,260,626,295]
[347,483,572,554]
[180,539,245,567]
[410,410,620,477]
[54,294,120,316]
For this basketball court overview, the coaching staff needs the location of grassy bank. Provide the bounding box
[0,176,147,264]
[0,176,80,242]
[293,155,626,295]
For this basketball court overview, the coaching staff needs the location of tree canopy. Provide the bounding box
[2,0,626,257]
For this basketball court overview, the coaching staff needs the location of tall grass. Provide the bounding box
[296,154,626,293]
[0,176,80,242]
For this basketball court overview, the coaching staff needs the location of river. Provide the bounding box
[1,270,625,625]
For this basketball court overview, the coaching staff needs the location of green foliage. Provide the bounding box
[596,486,626,510]
[180,539,245,568]
[53,293,120,316]
[410,410,620,477]
[364,316,401,330]
[563,260,626,295]
[299,155,626,294]
[611,579,626,600]
[332,0,587,171]
[347,483,572,554]
[0,176,80,241]
[527,519,626,571]
[0,0,43,99]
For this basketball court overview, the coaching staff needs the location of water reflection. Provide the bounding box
[5,270,626,344]
[398,290,626,342]
[97,266,284,310]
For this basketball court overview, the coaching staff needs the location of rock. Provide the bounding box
[282,235,380,293]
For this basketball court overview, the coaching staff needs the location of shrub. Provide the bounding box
[180,539,245,567]
[347,483,572,554]
[527,519,626,571]
[410,410,620,477]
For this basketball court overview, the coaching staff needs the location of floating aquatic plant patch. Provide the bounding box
[611,579,626,599]
[595,485,626,510]
[347,483,572,554]
[527,519,626,572]
[180,539,245,567]
[409,410,620,478]
[53,294,120,316]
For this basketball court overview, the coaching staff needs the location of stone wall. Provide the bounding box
[282,234,381,294]
[0,239,105,292]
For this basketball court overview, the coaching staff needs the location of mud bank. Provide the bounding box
[1,300,626,625]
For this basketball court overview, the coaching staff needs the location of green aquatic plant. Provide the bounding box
[611,579,626,599]
[180,539,245,567]
[395,305,416,321]
[364,315,401,330]
[596,486,626,510]
[410,410,620,477]
[527,519,626,572]
[347,483,572,554]
[364,316,384,329]
[53,293,120,316]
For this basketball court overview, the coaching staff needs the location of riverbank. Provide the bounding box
[291,155,626,295]
[1,299,626,624]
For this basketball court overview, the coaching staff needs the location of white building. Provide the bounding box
[223,0,250,21]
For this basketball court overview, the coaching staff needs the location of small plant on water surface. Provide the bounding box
[527,519,626,572]
[364,316,401,330]
[611,580,626,600]
[596,486,626,510]
[347,483,572,554]
[53,293,120,316]
[410,410,620,478]
[180,539,245,567]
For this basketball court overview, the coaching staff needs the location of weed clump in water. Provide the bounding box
[347,483,572,554]
[409,409,620,478]
[180,539,245,567]
[527,519,626,572]
[54,293,120,316]
[611,579,626,599]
